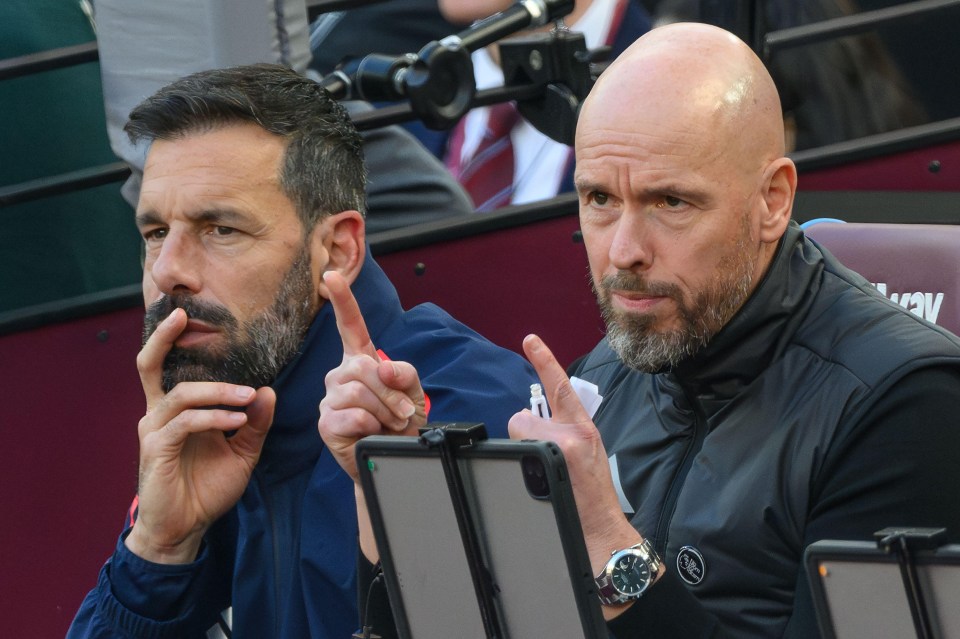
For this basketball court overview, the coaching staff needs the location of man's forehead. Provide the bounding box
[142,128,284,185]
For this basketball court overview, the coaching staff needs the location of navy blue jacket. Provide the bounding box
[69,256,536,638]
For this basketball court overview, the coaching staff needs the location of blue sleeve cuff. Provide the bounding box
[110,528,208,618]
[88,528,211,638]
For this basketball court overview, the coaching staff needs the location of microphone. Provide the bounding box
[318,0,575,103]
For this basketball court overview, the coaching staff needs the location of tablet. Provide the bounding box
[805,539,960,639]
[356,433,607,639]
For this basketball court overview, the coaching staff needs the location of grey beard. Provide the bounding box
[596,245,755,373]
[602,275,750,372]
[143,245,316,392]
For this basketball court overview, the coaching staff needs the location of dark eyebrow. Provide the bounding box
[135,210,163,230]
[573,178,710,205]
[190,209,248,226]
[134,208,248,230]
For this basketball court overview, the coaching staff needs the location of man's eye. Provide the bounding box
[143,228,167,241]
[658,196,684,209]
[214,226,236,236]
[591,191,609,205]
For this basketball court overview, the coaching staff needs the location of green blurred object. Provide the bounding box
[0,0,141,313]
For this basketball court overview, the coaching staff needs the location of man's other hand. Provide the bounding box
[508,334,642,579]
[318,271,425,483]
[128,307,275,564]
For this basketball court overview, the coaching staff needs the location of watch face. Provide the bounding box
[612,553,651,595]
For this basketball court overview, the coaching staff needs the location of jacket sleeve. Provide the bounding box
[783,364,960,638]
[608,365,960,638]
[67,530,226,639]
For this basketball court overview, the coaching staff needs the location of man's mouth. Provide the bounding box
[174,319,221,348]
[610,291,669,314]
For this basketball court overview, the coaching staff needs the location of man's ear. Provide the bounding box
[758,157,797,243]
[310,210,365,300]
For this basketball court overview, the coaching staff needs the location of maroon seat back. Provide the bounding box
[804,222,960,335]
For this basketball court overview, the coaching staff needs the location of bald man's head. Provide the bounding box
[579,23,786,176]
[573,23,797,371]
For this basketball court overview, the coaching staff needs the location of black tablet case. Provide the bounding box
[805,540,960,639]
[356,436,607,639]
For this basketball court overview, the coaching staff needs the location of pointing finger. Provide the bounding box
[324,271,377,359]
[522,334,590,424]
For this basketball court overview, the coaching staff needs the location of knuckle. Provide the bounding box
[137,414,152,437]
[553,379,579,404]
[135,349,151,372]
[324,366,345,387]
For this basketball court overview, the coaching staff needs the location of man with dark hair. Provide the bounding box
[68,63,535,639]
[319,24,960,638]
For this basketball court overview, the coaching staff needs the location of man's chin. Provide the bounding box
[161,347,232,389]
[161,365,218,392]
[609,309,677,336]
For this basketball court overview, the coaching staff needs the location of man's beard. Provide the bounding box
[143,245,316,392]
[595,222,755,373]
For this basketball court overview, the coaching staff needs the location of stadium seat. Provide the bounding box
[804,222,960,335]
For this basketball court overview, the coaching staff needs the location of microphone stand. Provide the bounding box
[320,0,580,130]
[344,28,603,146]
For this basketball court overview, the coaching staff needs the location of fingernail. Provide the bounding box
[236,386,255,399]
[399,400,415,418]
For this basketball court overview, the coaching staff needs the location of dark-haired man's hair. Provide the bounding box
[125,63,366,230]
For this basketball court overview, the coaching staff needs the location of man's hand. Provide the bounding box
[508,335,643,581]
[317,271,426,484]
[126,307,276,565]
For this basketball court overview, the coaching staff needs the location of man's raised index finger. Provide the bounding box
[323,271,376,357]
[521,334,588,422]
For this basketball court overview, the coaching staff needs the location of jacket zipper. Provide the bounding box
[251,466,284,637]
[653,382,708,557]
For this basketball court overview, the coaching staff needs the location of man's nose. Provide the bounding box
[147,231,202,295]
[609,211,652,272]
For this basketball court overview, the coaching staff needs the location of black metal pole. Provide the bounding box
[420,425,503,639]
[764,0,960,56]
[0,41,99,81]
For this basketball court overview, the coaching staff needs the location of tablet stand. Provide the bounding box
[418,422,504,639]
[874,527,949,639]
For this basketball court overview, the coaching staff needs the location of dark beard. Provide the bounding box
[143,245,316,392]
[594,222,755,373]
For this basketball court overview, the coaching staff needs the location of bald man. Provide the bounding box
[320,23,960,638]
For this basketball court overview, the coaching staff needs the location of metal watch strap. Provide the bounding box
[595,538,661,605]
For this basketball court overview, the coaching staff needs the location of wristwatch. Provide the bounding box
[594,538,662,605]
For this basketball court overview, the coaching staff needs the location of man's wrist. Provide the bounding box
[592,533,666,621]
[125,523,203,565]
[585,515,644,575]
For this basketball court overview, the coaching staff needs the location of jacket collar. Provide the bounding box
[667,222,823,399]
[258,254,403,474]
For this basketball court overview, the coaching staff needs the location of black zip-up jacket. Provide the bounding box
[360,223,960,638]
[581,222,960,637]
